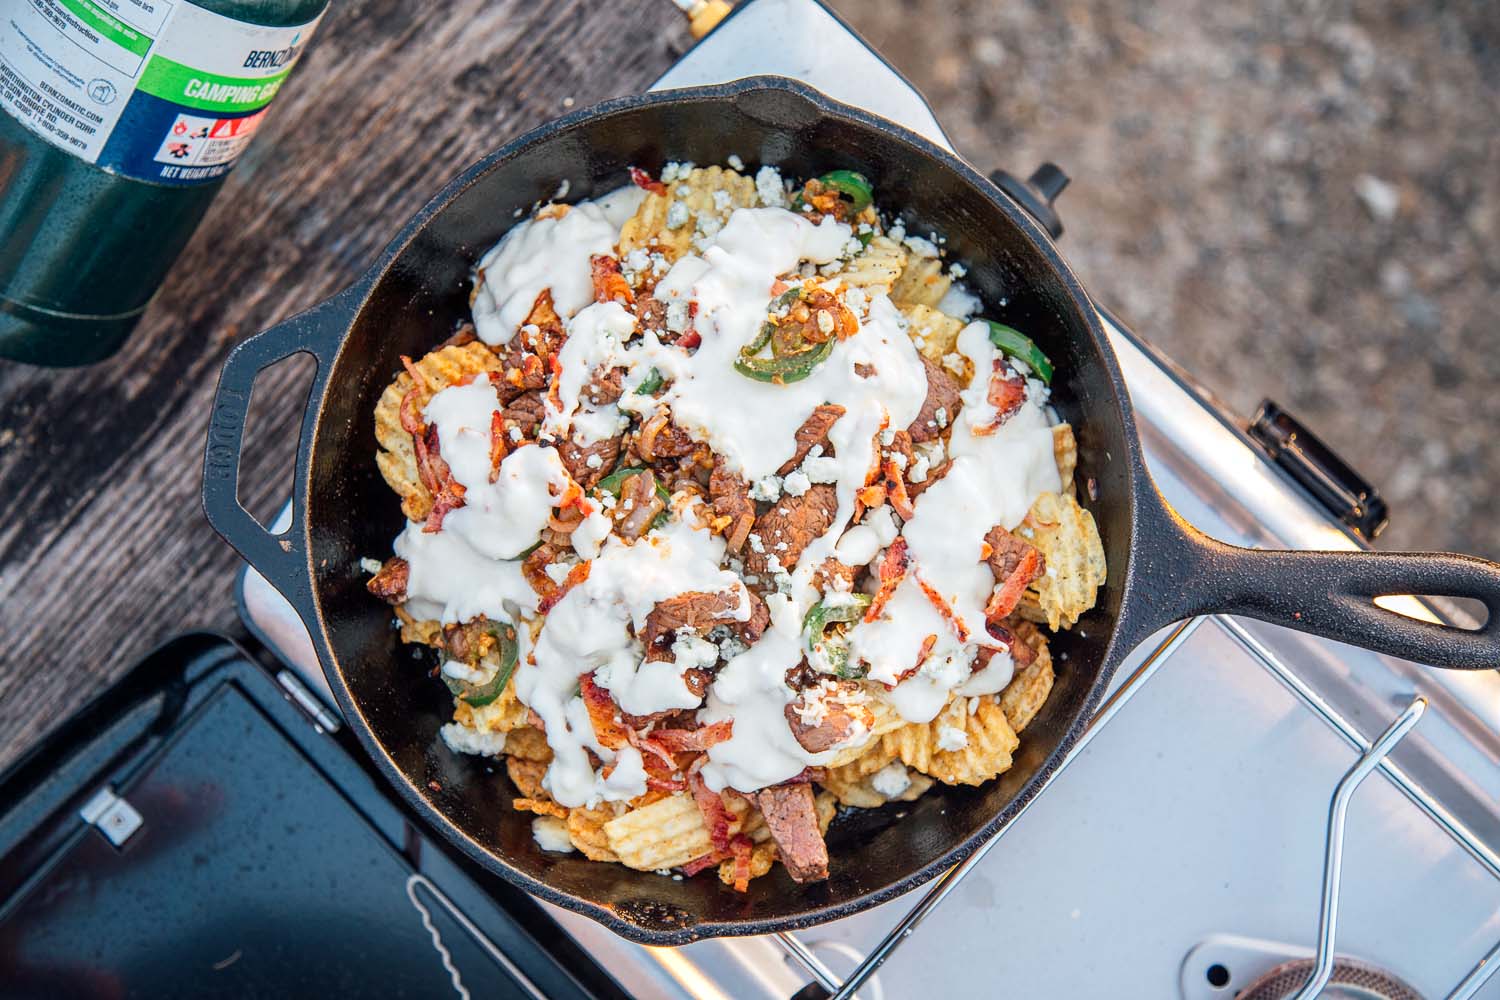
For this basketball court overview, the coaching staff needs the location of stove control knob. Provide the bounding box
[989,163,1069,239]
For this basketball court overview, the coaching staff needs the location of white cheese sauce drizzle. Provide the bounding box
[518,511,750,808]
[849,320,1060,722]
[471,185,645,345]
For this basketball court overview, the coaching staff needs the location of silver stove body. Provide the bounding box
[239,2,1500,995]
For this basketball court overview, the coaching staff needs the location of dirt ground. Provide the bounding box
[834,0,1500,559]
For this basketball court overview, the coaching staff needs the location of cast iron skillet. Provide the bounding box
[201,77,1500,944]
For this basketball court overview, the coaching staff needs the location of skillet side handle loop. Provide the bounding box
[1130,484,1500,670]
[201,291,352,608]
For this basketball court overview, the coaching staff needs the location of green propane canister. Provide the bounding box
[0,0,328,366]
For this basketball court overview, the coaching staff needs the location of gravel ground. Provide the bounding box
[835,0,1500,558]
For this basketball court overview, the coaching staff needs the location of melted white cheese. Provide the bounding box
[516,515,750,808]
[426,378,574,560]
[531,814,575,852]
[471,200,622,345]
[697,594,850,793]
[543,300,636,445]
[849,320,1061,722]
[394,522,537,625]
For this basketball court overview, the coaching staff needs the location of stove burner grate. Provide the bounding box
[1240,957,1424,1000]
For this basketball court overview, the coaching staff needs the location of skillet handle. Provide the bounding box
[1130,486,1500,670]
[201,288,355,609]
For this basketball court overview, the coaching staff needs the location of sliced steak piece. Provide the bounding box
[983,525,1046,620]
[640,416,698,459]
[366,557,409,604]
[641,591,744,659]
[753,783,829,883]
[709,454,755,553]
[737,589,770,643]
[776,403,845,475]
[744,484,838,579]
[906,457,952,500]
[583,366,625,406]
[557,434,621,490]
[811,557,856,593]
[498,392,546,441]
[784,681,873,753]
[907,354,962,444]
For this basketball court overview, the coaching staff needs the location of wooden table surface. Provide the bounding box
[0,0,690,772]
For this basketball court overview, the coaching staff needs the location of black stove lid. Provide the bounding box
[0,632,624,1000]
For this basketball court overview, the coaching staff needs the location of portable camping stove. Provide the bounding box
[211,1,1500,996]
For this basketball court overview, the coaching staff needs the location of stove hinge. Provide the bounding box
[79,786,143,848]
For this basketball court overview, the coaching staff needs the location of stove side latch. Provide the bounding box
[1249,399,1390,541]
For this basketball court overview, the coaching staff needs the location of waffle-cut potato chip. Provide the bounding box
[823,685,909,768]
[822,742,897,807]
[506,756,549,801]
[453,683,530,735]
[822,750,934,808]
[514,797,567,819]
[900,302,971,372]
[374,341,506,521]
[1000,621,1054,734]
[617,166,758,262]
[890,254,951,309]
[603,792,716,871]
[835,235,907,296]
[884,696,1019,786]
[1053,423,1078,494]
[567,804,623,862]
[394,605,444,646]
[736,799,774,845]
[1020,491,1107,630]
[501,724,552,761]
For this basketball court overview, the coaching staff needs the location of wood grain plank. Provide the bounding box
[0,0,687,770]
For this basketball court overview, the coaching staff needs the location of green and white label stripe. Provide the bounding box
[54,0,153,58]
[138,55,292,112]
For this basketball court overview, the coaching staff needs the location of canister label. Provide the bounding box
[0,0,321,185]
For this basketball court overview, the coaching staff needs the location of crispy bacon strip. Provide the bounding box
[400,354,430,394]
[578,674,629,750]
[883,459,915,520]
[545,353,564,414]
[975,360,1027,436]
[626,728,678,770]
[687,761,734,855]
[854,484,887,516]
[423,480,466,533]
[916,573,969,642]
[416,427,466,533]
[729,834,754,893]
[680,852,721,877]
[537,560,591,614]
[643,720,734,754]
[864,536,910,623]
[489,410,507,483]
[983,525,1046,621]
[590,254,634,305]
[629,165,667,195]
